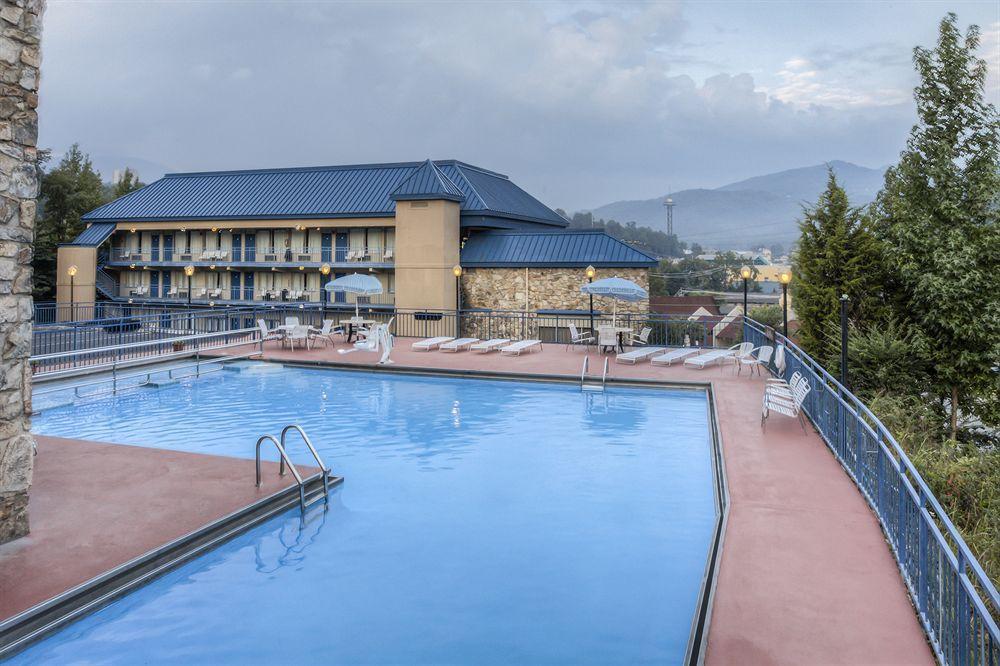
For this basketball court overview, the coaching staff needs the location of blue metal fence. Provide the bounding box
[744,318,999,665]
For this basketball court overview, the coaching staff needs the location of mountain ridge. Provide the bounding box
[588,161,887,248]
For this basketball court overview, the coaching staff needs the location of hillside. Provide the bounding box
[589,161,886,248]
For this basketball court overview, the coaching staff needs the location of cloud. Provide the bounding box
[38,1,925,210]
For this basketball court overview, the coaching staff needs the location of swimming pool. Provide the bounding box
[21,364,720,664]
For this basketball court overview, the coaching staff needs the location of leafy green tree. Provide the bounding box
[31,144,106,299]
[560,210,686,257]
[871,14,1000,439]
[791,169,885,362]
[651,253,756,296]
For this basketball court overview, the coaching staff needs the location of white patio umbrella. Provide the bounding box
[324,272,383,316]
[580,276,648,325]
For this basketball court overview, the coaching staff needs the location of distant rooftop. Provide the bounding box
[82,159,567,227]
[460,230,658,268]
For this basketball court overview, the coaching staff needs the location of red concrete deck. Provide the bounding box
[0,436,313,622]
[219,338,933,665]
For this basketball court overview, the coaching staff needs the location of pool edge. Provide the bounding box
[0,472,340,660]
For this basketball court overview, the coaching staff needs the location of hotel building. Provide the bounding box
[57,159,656,317]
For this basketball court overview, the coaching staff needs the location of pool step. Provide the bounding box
[581,383,605,392]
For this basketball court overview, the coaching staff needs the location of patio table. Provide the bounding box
[341,318,377,343]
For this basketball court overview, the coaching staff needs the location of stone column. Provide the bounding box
[0,0,44,545]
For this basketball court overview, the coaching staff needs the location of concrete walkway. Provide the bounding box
[0,436,312,622]
[225,338,933,665]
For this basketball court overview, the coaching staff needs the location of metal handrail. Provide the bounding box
[743,317,999,663]
[580,355,589,386]
[255,435,307,512]
[280,425,330,506]
[31,327,258,364]
[601,357,609,389]
[32,351,260,399]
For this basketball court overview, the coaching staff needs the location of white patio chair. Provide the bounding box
[566,323,594,351]
[282,325,311,351]
[629,326,653,347]
[762,377,811,431]
[284,316,300,327]
[597,327,619,354]
[738,345,773,376]
[257,319,283,348]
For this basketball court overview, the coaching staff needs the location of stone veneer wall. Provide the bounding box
[461,267,649,314]
[0,0,43,545]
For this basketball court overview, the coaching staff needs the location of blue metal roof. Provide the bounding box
[391,160,464,202]
[80,160,566,227]
[460,230,658,268]
[63,222,116,247]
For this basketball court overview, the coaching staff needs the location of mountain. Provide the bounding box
[588,161,887,248]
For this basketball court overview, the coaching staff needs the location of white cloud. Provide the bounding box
[230,67,253,81]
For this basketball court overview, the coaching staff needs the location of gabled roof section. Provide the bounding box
[65,222,116,247]
[460,230,658,268]
[390,160,464,202]
[81,159,567,227]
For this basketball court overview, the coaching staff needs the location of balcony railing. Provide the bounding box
[743,318,999,666]
[109,246,395,265]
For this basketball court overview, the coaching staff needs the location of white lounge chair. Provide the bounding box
[566,323,594,351]
[499,339,542,356]
[257,319,283,347]
[766,372,804,401]
[684,342,752,369]
[762,377,811,431]
[739,345,773,376]
[616,346,666,365]
[651,347,700,366]
[412,336,454,351]
[440,338,479,352]
[471,338,510,353]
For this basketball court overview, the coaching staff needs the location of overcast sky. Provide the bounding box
[38,0,999,211]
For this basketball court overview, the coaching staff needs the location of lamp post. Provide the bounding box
[739,265,752,323]
[67,265,78,322]
[585,265,596,335]
[320,263,331,320]
[840,294,850,388]
[452,265,463,337]
[184,264,195,330]
[779,269,792,338]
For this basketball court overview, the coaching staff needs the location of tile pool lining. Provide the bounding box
[5,363,730,663]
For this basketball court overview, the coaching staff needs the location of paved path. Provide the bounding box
[224,338,933,665]
[0,436,312,622]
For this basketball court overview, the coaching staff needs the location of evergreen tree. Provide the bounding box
[872,14,1000,439]
[111,167,143,198]
[31,144,106,299]
[791,169,884,362]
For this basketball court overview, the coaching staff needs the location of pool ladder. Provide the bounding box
[255,425,331,514]
[580,355,609,392]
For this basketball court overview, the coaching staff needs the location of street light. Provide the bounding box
[184,264,195,330]
[585,265,596,335]
[452,265,463,337]
[67,265,78,322]
[779,269,792,338]
[320,263,331,319]
[739,265,752,323]
[840,294,850,388]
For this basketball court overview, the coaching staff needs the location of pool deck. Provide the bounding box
[219,338,934,665]
[0,436,315,623]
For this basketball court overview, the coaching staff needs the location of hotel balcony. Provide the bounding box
[106,245,394,269]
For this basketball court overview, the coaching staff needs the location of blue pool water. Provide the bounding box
[22,365,717,664]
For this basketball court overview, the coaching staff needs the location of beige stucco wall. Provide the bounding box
[55,246,96,318]
[393,200,460,310]
[462,267,649,314]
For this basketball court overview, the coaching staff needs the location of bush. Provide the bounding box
[825,320,930,400]
[869,393,1000,588]
[750,304,782,329]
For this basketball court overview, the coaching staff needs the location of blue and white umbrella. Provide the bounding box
[324,272,383,316]
[580,276,648,323]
